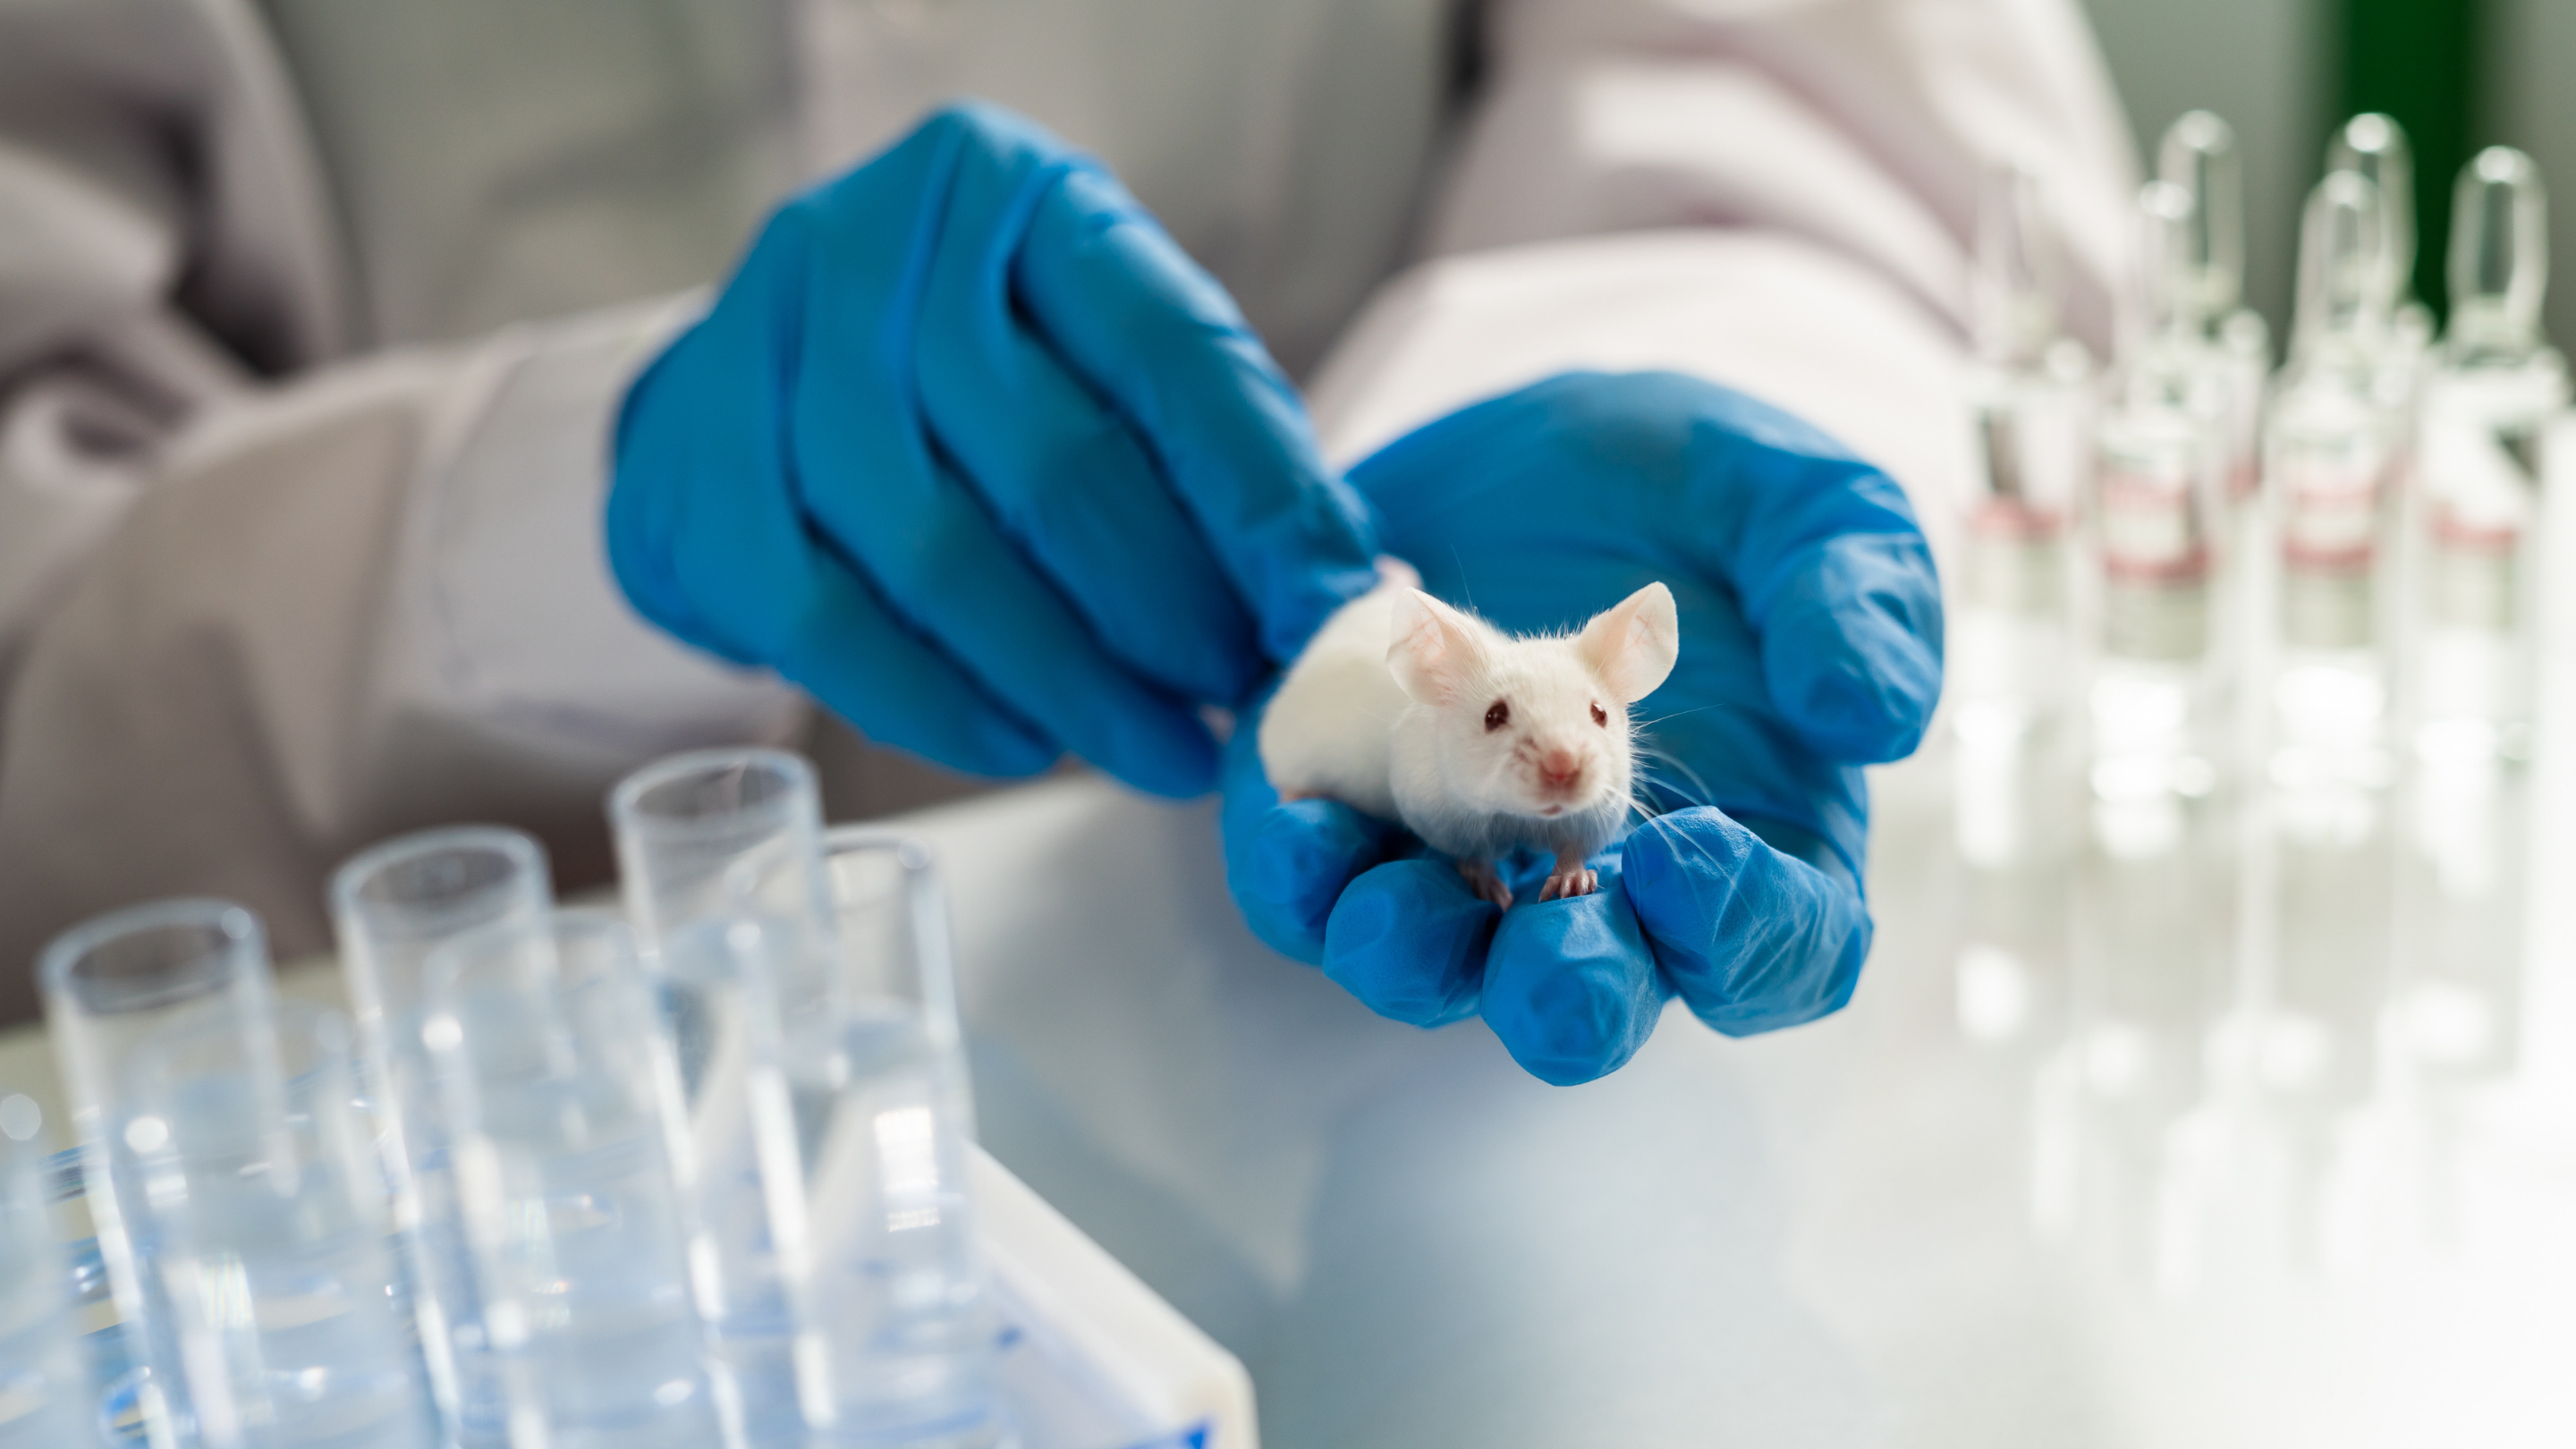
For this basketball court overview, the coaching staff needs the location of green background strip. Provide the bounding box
[2339,0,2483,318]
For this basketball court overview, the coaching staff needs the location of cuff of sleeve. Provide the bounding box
[378,291,805,762]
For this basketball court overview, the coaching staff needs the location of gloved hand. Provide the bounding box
[1221,371,1943,1084]
[610,104,1378,796]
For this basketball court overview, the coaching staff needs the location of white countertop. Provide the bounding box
[8,743,2572,1447]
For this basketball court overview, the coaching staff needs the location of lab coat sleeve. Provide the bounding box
[1310,0,2140,566]
[0,0,350,691]
[0,298,803,1015]
[0,3,807,1012]
[1426,0,2140,355]
[0,141,256,686]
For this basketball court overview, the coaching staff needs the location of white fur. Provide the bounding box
[1256,571,1416,821]
[1259,572,1679,870]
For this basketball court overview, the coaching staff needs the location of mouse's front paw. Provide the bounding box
[1538,866,1597,902]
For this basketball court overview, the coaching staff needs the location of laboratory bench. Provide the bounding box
[6,737,2573,1446]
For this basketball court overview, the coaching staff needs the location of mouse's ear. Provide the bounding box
[1578,582,1679,703]
[1387,589,1487,706]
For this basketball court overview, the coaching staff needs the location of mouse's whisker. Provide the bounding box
[1622,788,1665,830]
[1652,816,1744,880]
[1625,775,1682,818]
[1631,746,1714,809]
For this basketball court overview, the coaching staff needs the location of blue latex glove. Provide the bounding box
[1221,371,1943,1084]
[610,104,1378,796]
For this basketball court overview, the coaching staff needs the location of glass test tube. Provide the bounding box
[127,998,438,1449]
[330,827,552,1445]
[612,749,837,1009]
[40,901,436,1449]
[608,750,1002,1445]
[611,749,837,1445]
[41,901,279,1448]
[423,911,725,1449]
[0,1105,85,1448]
[792,830,999,1449]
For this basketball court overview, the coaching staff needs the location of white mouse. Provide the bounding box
[1258,562,1680,908]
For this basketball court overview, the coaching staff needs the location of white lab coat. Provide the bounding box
[0,0,2136,1027]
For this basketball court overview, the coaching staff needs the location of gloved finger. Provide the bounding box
[1479,866,1668,1086]
[611,324,1058,779]
[815,433,1219,798]
[1348,371,1938,763]
[908,114,1267,703]
[1014,160,1381,664]
[773,191,1223,800]
[782,549,1066,779]
[1667,380,1944,765]
[1755,531,1944,765]
[1217,708,1402,962]
[1321,859,1495,1030]
[1618,808,1873,1037]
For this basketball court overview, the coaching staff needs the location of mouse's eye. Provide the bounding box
[1484,699,1510,732]
[1590,702,1608,727]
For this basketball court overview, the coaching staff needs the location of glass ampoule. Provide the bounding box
[2088,182,2230,806]
[2266,171,2401,786]
[2151,115,2274,758]
[1956,160,2093,747]
[1950,165,2089,1053]
[2409,146,2567,762]
[2327,113,2434,402]
[2159,112,2273,509]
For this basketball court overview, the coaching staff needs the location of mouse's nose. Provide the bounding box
[1537,749,1583,791]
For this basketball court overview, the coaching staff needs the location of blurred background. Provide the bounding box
[2081,0,2576,349]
